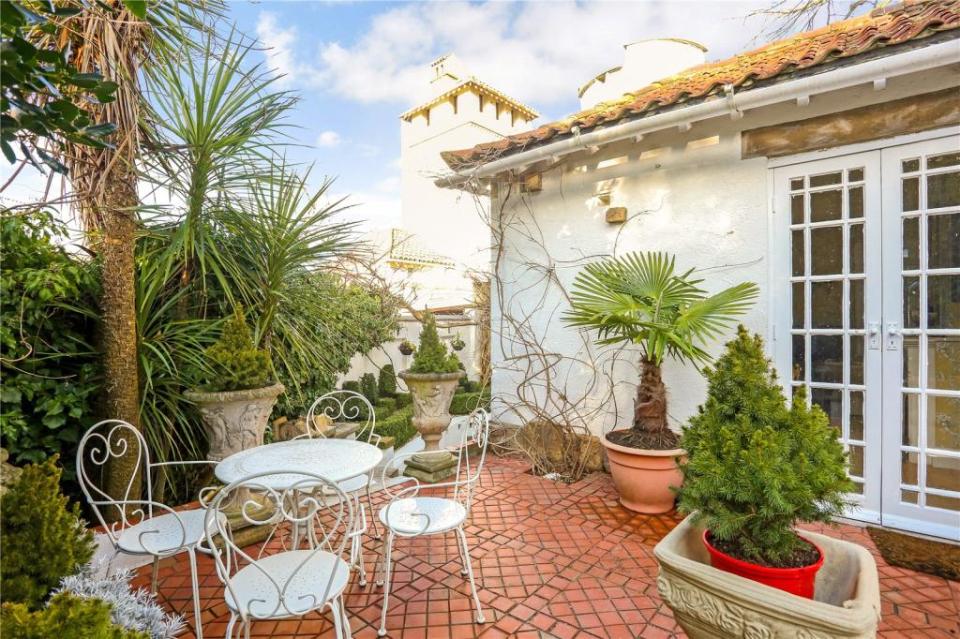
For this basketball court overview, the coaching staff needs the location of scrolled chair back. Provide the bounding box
[203,471,355,620]
[380,407,491,537]
[303,390,378,444]
[77,419,158,543]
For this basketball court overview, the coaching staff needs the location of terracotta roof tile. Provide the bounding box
[442,0,960,170]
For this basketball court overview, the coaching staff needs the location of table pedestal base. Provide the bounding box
[404,451,458,483]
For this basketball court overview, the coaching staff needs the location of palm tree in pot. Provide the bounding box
[564,252,758,513]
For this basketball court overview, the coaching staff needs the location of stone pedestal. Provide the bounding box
[404,450,458,483]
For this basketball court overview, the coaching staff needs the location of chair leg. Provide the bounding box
[331,599,344,639]
[454,531,468,576]
[225,613,237,639]
[365,482,381,540]
[150,556,161,593]
[187,546,204,639]
[355,532,368,587]
[338,595,354,639]
[377,531,395,637]
[455,526,485,624]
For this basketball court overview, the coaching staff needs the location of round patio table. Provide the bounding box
[215,438,383,489]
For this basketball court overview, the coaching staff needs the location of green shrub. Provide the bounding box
[0,212,100,485]
[1,592,147,639]
[203,307,272,392]
[341,380,361,393]
[1,457,95,609]
[359,372,379,404]
[394,392,412,409]
[378,364,397,397]
[449,390,492,416]
[677,327,852,567]
[408,312,460,374]
[377,397,397,413]
[374,406,418,448]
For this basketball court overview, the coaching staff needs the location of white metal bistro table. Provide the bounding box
[216,438,383,548]
[215,438,383,490]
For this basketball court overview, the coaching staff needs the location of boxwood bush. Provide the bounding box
[449,390,491,416]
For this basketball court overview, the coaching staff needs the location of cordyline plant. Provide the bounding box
[564,252,758,450]
[677,327,852,567]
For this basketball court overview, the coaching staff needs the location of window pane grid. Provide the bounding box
[789,167,866,488]
[900,152,960,511]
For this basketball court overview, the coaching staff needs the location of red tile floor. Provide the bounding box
[134,456,960,638]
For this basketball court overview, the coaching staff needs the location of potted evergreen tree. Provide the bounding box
[654,328,880,638]
[565,252,757,513]
[185,308,284,461]
[398,311,463,482]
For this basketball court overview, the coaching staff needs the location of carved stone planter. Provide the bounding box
[398,370,463,482]
[185,383,285,462]
[654,515,881,639]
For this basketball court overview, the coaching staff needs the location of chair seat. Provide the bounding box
[117,509,219,555]
[379,497,466,535]
[225,550,350,617]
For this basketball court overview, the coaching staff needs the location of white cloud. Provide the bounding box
[256,11,321,88]
[261,2,774,111]
[329,189,401,232]
[316,130,342,147]
[376,176,400,193]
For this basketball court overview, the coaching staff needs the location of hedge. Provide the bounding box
[449,390,491,416]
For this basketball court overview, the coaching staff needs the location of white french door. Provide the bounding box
[773,131,960,540]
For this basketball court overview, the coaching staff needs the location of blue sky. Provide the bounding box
[2,1,824,231]
[222,0,789,231]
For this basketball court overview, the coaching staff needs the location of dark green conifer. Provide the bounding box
[678,326,852,566]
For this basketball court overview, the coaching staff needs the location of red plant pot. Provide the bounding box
[702,530,824,599]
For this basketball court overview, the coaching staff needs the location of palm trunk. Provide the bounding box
[633,358,667,434]
[98,165,143,509]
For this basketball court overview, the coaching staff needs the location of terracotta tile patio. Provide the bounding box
[134,456,960,638]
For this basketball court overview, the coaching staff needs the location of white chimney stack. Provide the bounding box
[579,39,707,110]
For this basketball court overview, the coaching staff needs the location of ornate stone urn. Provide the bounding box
[185,383,285,462]
[399,370,463,482]
[654,515,880,639]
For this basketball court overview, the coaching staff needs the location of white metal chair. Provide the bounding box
[299,390,382,585]
[373,408,491,637]
[77,419,222,639]
[204,471,356,639]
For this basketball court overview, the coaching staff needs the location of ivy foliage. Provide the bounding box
[201,307,271,393]
[1,1,120,173]
[677,327,852,566]
[408,312,460,375]
[1,592,147,639]
[0,211,100,471]
[1,456,95,610]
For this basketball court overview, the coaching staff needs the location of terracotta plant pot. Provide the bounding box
[601,433,684,513]
[703,530,824,598]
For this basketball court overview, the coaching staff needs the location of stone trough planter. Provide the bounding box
[654,515,881,639]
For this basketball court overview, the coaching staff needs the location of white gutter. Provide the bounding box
[453,40,960,179]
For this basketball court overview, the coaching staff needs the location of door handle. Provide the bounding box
[868,322,881,350]
[886,322,900,351]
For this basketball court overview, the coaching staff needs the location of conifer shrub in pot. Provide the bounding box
[654,328,879,639]
[678,327,853,596]
[399,312,463,453]
[565,252,758,513]
[185,308,284,461]
[398,312,464,482]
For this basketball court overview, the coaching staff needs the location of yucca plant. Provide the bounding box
[564,252,758,449]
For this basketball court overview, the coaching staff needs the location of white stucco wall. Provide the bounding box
[490,134,768,435]
[483,70,956,437]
